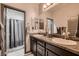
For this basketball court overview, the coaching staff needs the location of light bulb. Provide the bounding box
[43,4,47,9]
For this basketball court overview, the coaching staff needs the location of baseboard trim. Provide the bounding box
[25,51,31,54]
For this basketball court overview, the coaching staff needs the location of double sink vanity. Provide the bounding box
[30,34,79,56]
[30,15,79,56]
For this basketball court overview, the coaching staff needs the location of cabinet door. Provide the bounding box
[30,37,37,55]
[46,49,57,56]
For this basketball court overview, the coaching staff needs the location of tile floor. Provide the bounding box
[0,48,34,56]
[7,49,33,56]
[7,48,24,56]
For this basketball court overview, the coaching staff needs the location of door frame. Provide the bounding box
[1,4,26,55]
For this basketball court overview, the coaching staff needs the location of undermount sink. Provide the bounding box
[52,38,77,45]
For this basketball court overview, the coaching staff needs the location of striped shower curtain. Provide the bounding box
[9,19,24,48]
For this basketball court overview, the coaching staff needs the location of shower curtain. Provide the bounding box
[9,19,24,49]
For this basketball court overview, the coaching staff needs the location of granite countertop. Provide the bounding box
[30,34,79,55]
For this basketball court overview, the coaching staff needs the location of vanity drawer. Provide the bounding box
[46,43,78,56]
[37,44,45,56]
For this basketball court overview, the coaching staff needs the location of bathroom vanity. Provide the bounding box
[30,34,79,56]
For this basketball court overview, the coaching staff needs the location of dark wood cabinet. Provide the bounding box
[37,44,45,56]
[37,41,46,56]
[30,36,78,56]
[46,49,57,56]
[46,43,78,56]
[30,36,37,55]
[30,36,45,56]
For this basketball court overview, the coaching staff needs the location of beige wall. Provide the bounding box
[2,3,40,52]
[50,3,79,27]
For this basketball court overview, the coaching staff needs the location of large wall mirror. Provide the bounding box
[68,15,79,39]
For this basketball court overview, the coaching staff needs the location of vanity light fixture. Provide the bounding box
[43,3,53,9]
